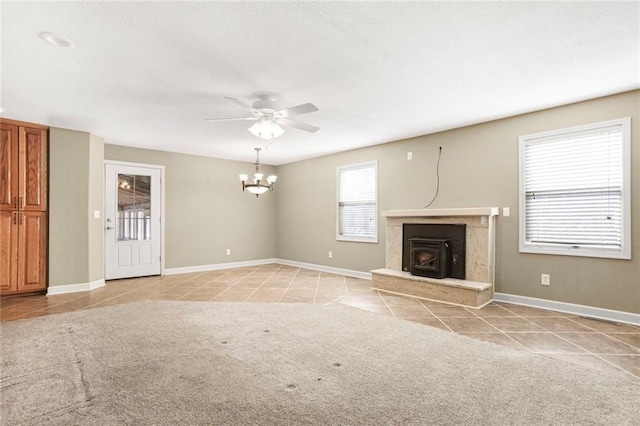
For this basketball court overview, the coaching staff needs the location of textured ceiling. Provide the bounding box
[1,2,638,165]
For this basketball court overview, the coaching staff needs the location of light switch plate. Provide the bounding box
[94,210,100,219]
[503,207,510,217]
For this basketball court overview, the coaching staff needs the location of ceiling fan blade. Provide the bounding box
[224,97,256,112]
[205,116,257,122]
[277,118,320,133]
[276,103,318,118]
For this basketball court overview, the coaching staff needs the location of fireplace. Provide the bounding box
[403,223,466,279]
[372,208,498,308]
[409,238,450,278]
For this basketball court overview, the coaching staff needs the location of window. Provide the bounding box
[337,161,378,243]
[519,117,630,259]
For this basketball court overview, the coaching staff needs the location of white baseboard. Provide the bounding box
[163,258,278,275]
[493,292,640,326]
[47,279,105,296]
[165,258,371,280]
[275,258,372,280]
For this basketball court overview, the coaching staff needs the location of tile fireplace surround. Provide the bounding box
[371,208,499,308]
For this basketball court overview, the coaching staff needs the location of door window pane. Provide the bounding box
[117,174,152,241]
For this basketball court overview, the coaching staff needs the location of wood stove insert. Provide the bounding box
[402,223,466,279]
[409,238,450,278]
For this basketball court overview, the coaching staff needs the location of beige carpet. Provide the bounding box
[1,301,639,425]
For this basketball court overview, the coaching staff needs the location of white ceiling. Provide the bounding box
[2,2,639,165]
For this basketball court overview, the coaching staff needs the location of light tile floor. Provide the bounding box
[2,264,638,381]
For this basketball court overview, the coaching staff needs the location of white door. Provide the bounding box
[105,163,162,280]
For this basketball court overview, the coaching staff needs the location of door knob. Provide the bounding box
[106,226,114,230]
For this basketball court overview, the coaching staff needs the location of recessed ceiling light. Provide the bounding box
[39,32,76,48]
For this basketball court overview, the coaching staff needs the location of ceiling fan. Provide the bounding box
[206,94,319,139]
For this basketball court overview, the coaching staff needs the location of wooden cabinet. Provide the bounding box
[0,119,48,295]
[20,127,48,211]
[0,124,19,211]
[0,211,46,293]
[0,211,18,292]
[17,211,48,292]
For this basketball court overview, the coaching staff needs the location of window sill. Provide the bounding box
[337,235,378,244]
[520,244,630,260]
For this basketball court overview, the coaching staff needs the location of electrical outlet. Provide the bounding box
[503,207,510,217]
[226,249,231,256]
[541,274,550,286]
[328,251,333,259]
[407,152,413,160]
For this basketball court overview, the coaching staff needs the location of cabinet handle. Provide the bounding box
[13,197,17,209]
[13,212,17,225]
[19,197,23,209]
[19,212,23,225]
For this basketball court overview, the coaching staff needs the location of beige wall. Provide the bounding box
[49,128,91,286]
[104,145,277,269]
[276,90,640,313]
[88,134,105,282]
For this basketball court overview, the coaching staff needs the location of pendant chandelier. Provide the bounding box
[239,148,277,197]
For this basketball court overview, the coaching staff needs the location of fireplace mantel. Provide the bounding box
[371,207,498,308]
[382,207,499,218]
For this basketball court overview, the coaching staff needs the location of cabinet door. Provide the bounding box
[0,124,19,211]
[19,127,48,211]
[0,210,18,293]
[17,211,47,292]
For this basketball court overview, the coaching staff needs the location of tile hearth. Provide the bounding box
[371,268,492,308]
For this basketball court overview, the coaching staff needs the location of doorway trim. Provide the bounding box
[104,160,166,277]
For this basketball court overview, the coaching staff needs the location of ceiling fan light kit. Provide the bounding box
[239,148,277,197]
[248,117,284,140]
[207,94,319,139]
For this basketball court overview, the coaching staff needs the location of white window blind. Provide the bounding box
[337,161,377,243]
[519,118,630,259]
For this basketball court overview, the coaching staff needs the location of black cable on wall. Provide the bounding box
[424,146,442,208]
